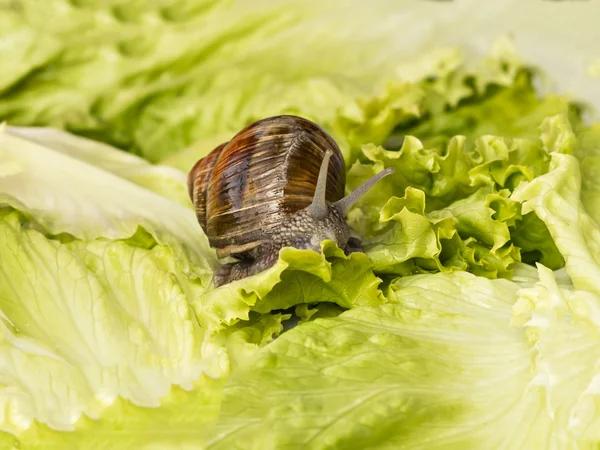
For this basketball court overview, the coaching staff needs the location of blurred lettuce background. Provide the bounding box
[0,0,417,163]
[1,0,600,449]
[2,0,598,165]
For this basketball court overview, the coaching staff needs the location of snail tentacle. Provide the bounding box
[334,167,394,215]
[308,150,333,220]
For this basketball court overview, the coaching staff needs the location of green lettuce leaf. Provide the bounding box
[194,241,385,333]
[396,71,577,148]
[206,268,600,449]
[345,131,551,230]
[0,0,535,168]
[512,264,600,443]
[333,37,531,162]
[575,123,600,226]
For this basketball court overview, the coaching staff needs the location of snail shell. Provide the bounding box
[188,115,345,259]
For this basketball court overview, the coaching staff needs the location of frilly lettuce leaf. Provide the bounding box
[350,115,575,280]
[365,186,521,278]
[397,70,577,148]
[333,37,531,162]
[194,241,385,332]
[345,131,551,230]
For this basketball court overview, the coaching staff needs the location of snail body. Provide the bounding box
[188,115,393,286]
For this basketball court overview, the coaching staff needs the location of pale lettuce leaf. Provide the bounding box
[0,126,217,281]
[4,126,192,207]
[0,374,223,450]
[0,211,213,434]
[512,115,600,296]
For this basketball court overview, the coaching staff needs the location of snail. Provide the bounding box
[188,115,393,287]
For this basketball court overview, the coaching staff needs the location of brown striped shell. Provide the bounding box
[188,115,346,259]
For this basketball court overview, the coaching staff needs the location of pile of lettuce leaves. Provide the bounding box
[2,1,600,449]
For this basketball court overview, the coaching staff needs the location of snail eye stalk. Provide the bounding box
[334,167,394,215]
[308,150,333,220]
